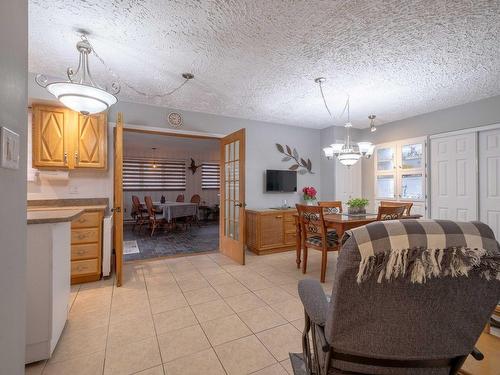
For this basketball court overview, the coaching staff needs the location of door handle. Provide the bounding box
[111,207,121,213]
[234,203,243,207]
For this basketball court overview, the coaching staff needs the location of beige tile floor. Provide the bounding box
[26,249,337,375]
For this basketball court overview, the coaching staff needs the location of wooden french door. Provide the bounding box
[220,129,246,264]
[113,113,124,286]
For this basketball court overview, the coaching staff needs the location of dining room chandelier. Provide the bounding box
[35,36,119,115]
[315,77,375,167]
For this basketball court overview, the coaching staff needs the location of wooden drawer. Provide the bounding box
[71,243,99,261]
[71,228,100,244]
[72,211,101,228]
[284,220,296,233]
[71,259,99,276]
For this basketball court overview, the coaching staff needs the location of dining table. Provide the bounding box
[154,201,198,222]
[293,212,422,269]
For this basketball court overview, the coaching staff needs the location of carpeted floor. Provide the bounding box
[123,221,219,261]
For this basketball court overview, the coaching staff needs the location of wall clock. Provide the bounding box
[168,112,183,128]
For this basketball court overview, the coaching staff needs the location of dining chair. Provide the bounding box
[296,204,339,283]
[376,205,406,221]
[176,194,185,202]
[144,196,166,236]
[188,194,201,227]
[318,201,343,214]
[380,200,413,215]
[131,195,148,232]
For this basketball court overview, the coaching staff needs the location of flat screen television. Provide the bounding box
[266,170,297,192]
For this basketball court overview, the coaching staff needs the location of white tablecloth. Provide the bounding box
[154,201,198,222]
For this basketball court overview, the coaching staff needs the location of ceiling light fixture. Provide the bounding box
[316,78,375,167]
[151,147,157,168]
[35,35,119,115]
[369,114,377,132]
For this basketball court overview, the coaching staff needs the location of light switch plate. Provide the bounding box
[0,127,20,170]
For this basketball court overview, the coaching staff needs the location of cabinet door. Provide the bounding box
[375,145,396,172]
[375,174,396,199]
[74,113,107,169]
[260,214,284,247]
[398,139,425,171]
[32,105,71,168]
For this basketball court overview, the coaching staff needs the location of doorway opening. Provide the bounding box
[122,129,221,262]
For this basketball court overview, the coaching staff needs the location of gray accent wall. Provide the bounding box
[1,0,27,373]
[360,95,500,204]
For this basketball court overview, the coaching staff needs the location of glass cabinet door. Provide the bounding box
[376,147,395,171]
[376,174,395,199]
[400,142,424,170]
[400,173,424,200]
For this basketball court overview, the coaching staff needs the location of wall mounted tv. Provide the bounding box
[266,170,297,192]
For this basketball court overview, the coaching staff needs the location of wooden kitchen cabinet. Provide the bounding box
[70,209,104,284]
[246,208,297,255]
[32,104,107,170]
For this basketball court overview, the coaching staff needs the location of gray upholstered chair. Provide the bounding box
[293,220,500,375]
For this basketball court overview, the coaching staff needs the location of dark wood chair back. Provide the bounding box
[318,201,343,215]
[296,204,327,239]
[176,194,185,202]
[190,194,201,204]
[376,205,406,221]
[380,200,413,215]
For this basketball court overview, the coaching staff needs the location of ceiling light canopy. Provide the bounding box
[315,78,375,167]
[36,36,119,115]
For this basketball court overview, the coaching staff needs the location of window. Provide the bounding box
[202,162,220,189]
[123,158,186,190]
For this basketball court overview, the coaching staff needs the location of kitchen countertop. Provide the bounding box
[27,204,108,212]
[27,209,84,225]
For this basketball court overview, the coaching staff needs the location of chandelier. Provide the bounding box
[315,77,375,167]
[36,36,119,115]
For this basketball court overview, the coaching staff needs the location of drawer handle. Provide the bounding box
[77,217,87,223]
[275,215,283,218]
[77,234,88,240]
[76,265,88,272]
[76,249,86,255]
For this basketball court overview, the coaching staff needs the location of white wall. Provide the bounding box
[0,0,27,373]
[123,145,220,219]
[29,74,323,209]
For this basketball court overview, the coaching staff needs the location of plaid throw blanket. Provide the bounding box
[343,220,500,284]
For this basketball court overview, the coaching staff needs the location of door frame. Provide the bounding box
[113,123,244,274]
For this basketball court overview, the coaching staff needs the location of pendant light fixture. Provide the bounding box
[35,36,119,115]
[316,78,375,167]
[151,148,157,169]
[369,114,377,132]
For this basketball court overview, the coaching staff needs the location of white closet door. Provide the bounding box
[430,133,477,220]
[479,128,500,239]
[335,157,362,208]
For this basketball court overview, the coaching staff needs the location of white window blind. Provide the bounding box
[123,158,186,191]
[202,163,220,189]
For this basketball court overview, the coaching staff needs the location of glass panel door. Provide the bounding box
[376,146,395,171]
[376,174,395,199]
[401,143,424,170]
[400,173,424,200]
[220,129,245,264]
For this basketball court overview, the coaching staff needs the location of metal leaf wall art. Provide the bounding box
[276,144,313,174]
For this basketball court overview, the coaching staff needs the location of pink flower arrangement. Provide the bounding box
[302,186,317,201]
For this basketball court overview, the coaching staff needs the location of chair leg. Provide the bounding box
[320,248,328,283]
[302,246,308,274]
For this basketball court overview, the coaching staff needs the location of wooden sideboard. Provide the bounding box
[246,208,297,255]
[71,209,104,284]
[32,104,107,170]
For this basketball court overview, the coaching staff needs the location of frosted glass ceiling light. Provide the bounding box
[315,77,375,167]
[36,36,119,115]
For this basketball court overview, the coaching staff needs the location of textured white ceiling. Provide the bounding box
[29,0,500,129]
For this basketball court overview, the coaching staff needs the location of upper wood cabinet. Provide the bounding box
[74,113,107,169]
[32,104,107,170]
[32,105,71,168]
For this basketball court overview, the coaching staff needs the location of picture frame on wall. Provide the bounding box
[1,127,20,170]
